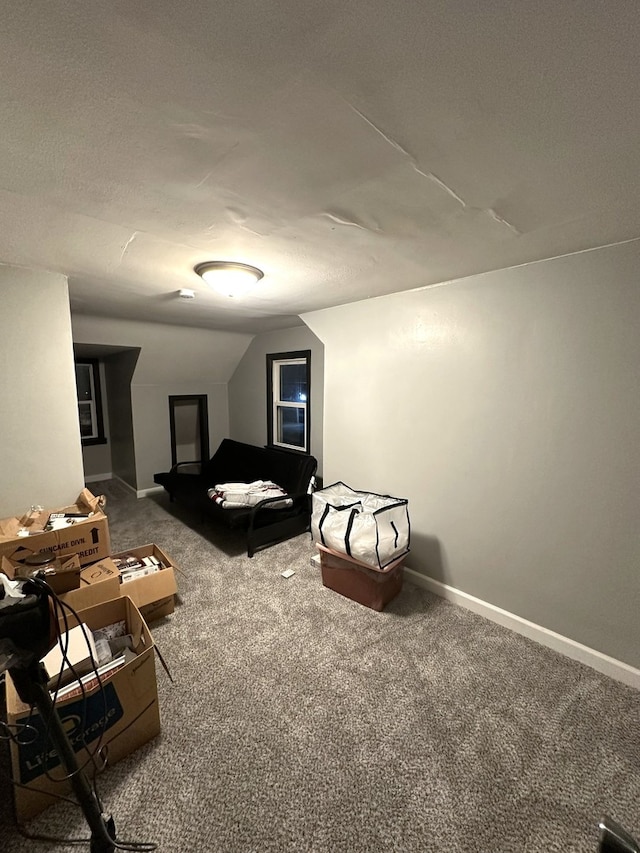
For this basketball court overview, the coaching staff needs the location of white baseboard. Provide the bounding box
[86,473,164,500]
[136,485,165,499]
[109,474,137,495]
[404,567,640,690]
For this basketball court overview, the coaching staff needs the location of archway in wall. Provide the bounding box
[73,343,141,490]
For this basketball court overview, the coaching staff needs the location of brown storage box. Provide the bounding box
[6,595,160,822]
[2,555,121,610]
[1,553,81,595]
[317,544,404,611]
[59,558,122,611]
[110,544,179,622]
[0,489,110,568]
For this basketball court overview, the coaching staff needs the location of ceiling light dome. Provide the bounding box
[194,261,264,298]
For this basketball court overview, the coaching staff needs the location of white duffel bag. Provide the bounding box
[311,481,410,569]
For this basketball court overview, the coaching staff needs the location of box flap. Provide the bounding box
[59,575,121,612]
[80,557,120,586]
[1,552,80,584]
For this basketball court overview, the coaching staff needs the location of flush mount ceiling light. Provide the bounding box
[194,261,264,298]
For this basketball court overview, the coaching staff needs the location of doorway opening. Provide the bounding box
[168,395,210,470]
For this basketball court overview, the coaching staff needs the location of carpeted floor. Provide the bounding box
[1,478,639,852]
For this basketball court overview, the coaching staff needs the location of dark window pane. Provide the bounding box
[78,405,94,437]
[267,350,310,453]
[277,406,305,448]
[75,364,93,401]
[279,363,307,403]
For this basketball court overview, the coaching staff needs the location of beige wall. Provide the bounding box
[303,240,640,668]
[0,266,85,515]
[228,325,324,478]
[72,315,253,491]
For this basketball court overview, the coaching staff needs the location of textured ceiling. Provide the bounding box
[1,1,639,333]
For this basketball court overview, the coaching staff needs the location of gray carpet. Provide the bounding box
[2,478,639,852]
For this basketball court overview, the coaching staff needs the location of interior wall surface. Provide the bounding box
[104,351,138,488]
[82,440,112,479]
[0,266,85,515]
[303,240,640,668]
[72,315,253,491]
[81,361,112,478]
[228,324,325,478]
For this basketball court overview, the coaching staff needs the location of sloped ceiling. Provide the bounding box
[1,1,639,333]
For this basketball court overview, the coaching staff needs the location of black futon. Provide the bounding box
[153,438,318,557]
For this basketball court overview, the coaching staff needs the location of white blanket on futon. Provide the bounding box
[207,480,292,509]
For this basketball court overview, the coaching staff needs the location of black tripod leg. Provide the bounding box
[10,663,116,853]
[599,816,640,853]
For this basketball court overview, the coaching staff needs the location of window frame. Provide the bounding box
[266,350,311,454]
[75,358,107,446]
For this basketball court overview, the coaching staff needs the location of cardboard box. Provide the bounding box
[58,558,122,613]
[6,595,160,821]
[79,556,121,586]
[0,489,111,568]
[41,622,97,687]
[110,544,179,622]
[317,544,404,611]
[1,552,81,595]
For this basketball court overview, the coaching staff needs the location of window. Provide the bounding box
[267,350,311,453]
[75,359,106,445]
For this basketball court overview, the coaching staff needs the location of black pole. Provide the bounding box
[599,816,640,853]
[10,662,116,853]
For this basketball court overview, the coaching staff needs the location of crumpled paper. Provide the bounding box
[0,573,25,599]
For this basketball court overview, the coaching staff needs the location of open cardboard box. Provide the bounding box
[59,557,122,611]
[109,543,180,622]
[0,489,110,568]
[1,553,81,595]
[1,555,121,608]
[5,595,160,822]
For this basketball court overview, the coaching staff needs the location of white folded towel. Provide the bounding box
[208,480,292,509]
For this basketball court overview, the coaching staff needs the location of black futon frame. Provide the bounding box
[154,438,318,557]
